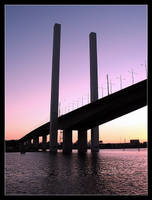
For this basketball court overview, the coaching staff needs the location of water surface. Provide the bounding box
[5,149,147,195]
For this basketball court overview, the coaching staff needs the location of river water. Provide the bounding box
[5,148,147,195]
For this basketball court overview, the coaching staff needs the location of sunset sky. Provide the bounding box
[5,5,147,143]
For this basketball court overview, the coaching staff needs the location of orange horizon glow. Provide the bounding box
[5,106,147,144]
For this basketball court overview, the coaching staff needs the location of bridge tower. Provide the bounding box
[50,23,61,152]
[89,32,99,152]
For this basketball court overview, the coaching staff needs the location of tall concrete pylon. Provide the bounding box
[50,23,61,152]
[89,32,99,152]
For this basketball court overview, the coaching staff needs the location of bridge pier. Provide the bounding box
[26,139,31,151]
[91,127,99,152]
[33,137,39,151]
[42,135,47,151]
[50,23,61,153]
[89,32,99,153]
[50,124,58,153]
[63,129,72,154]
[19,142,25,152]
[33,137,39,145]
[78,130,87,153]
[27,139,31,144]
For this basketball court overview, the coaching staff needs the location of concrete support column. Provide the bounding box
[50,23,61,153]
[19,142,24,152]
[78,130,87,153]
[33,137,39,151]
[33,137,39,145]
[89,32,99,152]
[91,127,99,152]
[63,129,72,154]
[42,135,47,151]
[27,139,31,144]
[50,123,58,152]
[26,139,31,151]
[42,135,47,143]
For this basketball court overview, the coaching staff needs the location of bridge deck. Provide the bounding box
[19,80,147,142]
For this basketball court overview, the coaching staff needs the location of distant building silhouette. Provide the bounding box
[5,139,147,152]
[130,139,140,145]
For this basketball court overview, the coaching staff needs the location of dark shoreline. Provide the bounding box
[5,147,147,153]
[5,140,147,152]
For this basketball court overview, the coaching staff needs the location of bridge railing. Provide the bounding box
[59,66,147,116]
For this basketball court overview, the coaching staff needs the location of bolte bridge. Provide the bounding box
[16,23,147,154]
[18,79,147,153]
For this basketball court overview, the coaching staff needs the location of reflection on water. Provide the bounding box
[5,149,147,195]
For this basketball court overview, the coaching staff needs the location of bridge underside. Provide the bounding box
[57,80,147,130]
[18,80,147,153]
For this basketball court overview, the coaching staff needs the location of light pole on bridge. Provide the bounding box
[106,74,110,95]
[116,75,125,90]
[128,69,137,85]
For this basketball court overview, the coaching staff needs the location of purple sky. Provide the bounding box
[5,5,147,142]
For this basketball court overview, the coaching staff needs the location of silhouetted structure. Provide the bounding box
[130,139,140,145]
[50,23,61,153]
[16,79,147,153]
[89,32,99,152]
[99,140,147,149]
[5,139,147,152]
[14,23,147,154]
[5,140,19,152]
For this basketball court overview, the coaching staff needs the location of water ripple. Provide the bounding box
[5,149,147,195]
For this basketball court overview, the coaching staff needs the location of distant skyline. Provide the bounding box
[5,5,147,143]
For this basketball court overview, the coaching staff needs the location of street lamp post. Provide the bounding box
[116,75,125,90]
[128,69,135,85]
[106,74,110,95]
